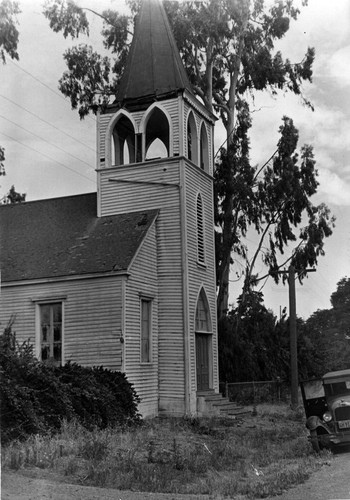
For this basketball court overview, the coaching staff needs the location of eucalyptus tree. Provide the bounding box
[217,116,335,312]
[41,0,334,317]
[0,0,20,64]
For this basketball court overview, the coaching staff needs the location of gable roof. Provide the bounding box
[115,0,193,104]
[0,193,158,283]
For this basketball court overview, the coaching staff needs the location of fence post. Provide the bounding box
[276,377,281,403]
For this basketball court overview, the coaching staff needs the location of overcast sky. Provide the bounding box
[1,0,350,320]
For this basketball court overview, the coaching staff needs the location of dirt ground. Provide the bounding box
[2,451,350,500]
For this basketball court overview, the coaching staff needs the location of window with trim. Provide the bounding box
[141,298,152,362]
[40,303,62,366]
[195,289,211,332]
[196,193,205,263]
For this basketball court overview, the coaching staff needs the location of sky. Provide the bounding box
[1,0,350,320]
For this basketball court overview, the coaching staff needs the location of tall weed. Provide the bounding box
[2,406,332,498]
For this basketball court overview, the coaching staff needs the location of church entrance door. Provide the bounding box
[196,333,210,391]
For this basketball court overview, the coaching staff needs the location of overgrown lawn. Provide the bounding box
[2,404,331,499]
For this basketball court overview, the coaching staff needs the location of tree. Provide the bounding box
[166,0,316,315]
[43,0,133,118]
[0,0,20,64]
[1,184,26,204]
[0,145,5,176]
[215,116,335,316]
[219,291,323,383]
[306,277,350,372]
[42,0,334,317]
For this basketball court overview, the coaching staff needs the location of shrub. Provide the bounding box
[0,322,141,444]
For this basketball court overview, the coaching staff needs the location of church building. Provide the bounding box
[0,0,219,417]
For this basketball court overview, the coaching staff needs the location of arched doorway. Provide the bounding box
[112,114,136,166]
[145,107,170,160]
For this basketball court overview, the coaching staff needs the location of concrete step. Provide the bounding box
[197,391,243,416]
[205,395,229,403]
[210,399,232,407]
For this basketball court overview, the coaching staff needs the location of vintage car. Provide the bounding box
[300,369,350,452]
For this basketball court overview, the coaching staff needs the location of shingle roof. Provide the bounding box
[0,193,158,283]
[115,0,193,104]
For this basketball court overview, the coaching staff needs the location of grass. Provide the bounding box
[1,404,332,499]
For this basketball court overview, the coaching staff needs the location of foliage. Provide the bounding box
[2,410,330,497]
[0,0,20,64]
[0,1,20,178]
[0,145,5,176]
[216,117,335,316]
[256,118,334,280]
[165,0,314,118]
[305,277,350,372]
[1,184,26,203]
[219,291,325,384]
[164,0,317,314]
[42,0,133,118]
[0,322,141,444]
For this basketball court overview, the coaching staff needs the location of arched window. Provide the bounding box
[112,115,136,166]
[196,193,205,263]
[187,112,198,164]
[145,107,169,160]
[200,122,209,172]
[195,289,211,333]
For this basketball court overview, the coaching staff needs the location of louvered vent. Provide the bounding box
[197,193,205,263]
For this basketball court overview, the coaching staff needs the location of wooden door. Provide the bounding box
[196,334,210,390]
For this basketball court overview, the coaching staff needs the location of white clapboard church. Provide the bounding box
[0,0,220,417]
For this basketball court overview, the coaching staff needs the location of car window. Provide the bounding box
[324,381,350,397]
[303,379,325,399]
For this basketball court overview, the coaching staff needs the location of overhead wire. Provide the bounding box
[0,131,95,184]
[0,94,96,153]
[8,60,96,124]
[0,114,94,169]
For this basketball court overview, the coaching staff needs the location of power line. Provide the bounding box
[0,114,94,169]
[0,94,96,153]
[0,131,95,184]
[9,60,65,101]
[8,60,96,124]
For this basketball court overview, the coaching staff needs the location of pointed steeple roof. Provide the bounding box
[115,0,193,104]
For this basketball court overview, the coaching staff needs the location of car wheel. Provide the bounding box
[310,429,320,452]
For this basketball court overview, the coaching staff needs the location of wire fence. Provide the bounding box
[221,379,290,405]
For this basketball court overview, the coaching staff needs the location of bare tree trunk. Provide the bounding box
[216,11,249,319]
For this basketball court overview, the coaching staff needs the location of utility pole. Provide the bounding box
[278,265,315,409]
[288,265,298,409]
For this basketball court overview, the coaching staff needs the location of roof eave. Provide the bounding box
[0,270,131,288]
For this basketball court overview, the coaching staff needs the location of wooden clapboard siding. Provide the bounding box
[0,276,123,371]
[99,158,180,216]
[96,91,217,415]
[184,160,219,394]
[98,157,186,415]
[124,222,159,417]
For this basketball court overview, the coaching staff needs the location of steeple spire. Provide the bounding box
[115,0,192,104]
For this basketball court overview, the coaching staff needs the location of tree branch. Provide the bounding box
[81,7,133,36]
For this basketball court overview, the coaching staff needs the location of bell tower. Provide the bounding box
[96,0,218,415]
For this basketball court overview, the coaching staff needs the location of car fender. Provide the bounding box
[306,415,330,433]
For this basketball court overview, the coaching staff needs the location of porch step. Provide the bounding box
[196,391,244,417]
